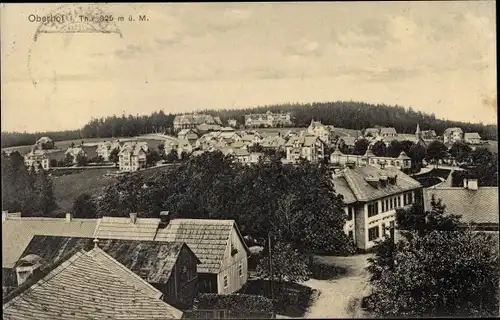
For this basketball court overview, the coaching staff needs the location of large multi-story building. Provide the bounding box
[244,111,292,128]
[284,132,325,164]
[443,127,464,144]
[330,148,412,172]
[332,165,422,250]
[118,142,149,171]
[307,119,333,145]
[24,150,50,171]
[173,114,222,132]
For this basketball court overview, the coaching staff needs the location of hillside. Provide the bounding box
[2,101,497,148]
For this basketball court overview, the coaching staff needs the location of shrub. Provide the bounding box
[194,293,273,313]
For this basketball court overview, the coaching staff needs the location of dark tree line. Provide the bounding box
[2,101,497,149]
[76,152,356,256]
[1,152,56,215]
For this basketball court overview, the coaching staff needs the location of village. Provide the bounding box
[2,110,499,319]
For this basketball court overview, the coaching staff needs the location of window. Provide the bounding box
[390,220,395,228]
[224,275,228,289]
[397,197,401,207]
[348,230,354,239]
[238,263,243,277]
[368,202,379,217]
[381,201,385,212]
[404,192,413,205]
[408,192,413,205]
[347,207,354,220]
[385,199,389,211]
[368,226,380,241]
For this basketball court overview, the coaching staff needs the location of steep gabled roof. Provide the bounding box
[93,217,161,241]
[154,219,250,274]
[425,187,498,225]
[20,236,201,284]
[3,247,182,320]
[333,165,421,203]
[2,216,98,268]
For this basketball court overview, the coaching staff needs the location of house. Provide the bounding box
[259,135,286,149]
[18,235,201,309]
[307,119,332,145]
[118,142,148,171]
[64,147,86,164]
[364,128,380,137]
[244,111,292,128]
[332,165,422,250]
[34,136,55,150]
[379,127,397,137]
[228,119,238,127]
[424,179,498,231]
[177,139,194,158]
[96,140,121,161]
[217,131,242,143]
[241,133,262,145]
[464,132,482,145]
[421,130,437,139]
[23,150,50,171]
[155,219,250,294]
[173,114,217,132]
[443,127,464,144]
[178,129,199,145]
[285,133,325,164]
[1,212,99,268]
[231,149,262,164]
[3,247,183,319]
[330,148,412,172]
[196,123,222,133]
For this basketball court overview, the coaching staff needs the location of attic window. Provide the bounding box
[231,244,238,256]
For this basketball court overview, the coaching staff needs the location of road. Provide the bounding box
[302,254,373,319]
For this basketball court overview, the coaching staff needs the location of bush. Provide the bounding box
[194,293,273,313]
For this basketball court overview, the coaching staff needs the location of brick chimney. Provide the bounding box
[129,213,138,224]
[463,177,479,190]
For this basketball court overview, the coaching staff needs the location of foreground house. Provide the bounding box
[332,165,422,250]
[424,178,498,231]
[3,247,183,319]
[464,132,482,145]
[19,235,201,309]
[118,142,148,171]
[155,219,250,294]
[443,127,464,144]
[24,150,50,171]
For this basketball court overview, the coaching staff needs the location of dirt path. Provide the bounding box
[302,254,373,319]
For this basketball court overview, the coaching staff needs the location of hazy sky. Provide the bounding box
[1,1,497,133]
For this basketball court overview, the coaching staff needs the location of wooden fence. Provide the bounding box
[182,309,275,319]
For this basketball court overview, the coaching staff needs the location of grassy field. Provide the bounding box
[50,164,178,215]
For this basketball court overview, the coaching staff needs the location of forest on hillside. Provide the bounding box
[2,101,497,148]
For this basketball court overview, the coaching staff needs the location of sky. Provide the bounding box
[1,1,497,133]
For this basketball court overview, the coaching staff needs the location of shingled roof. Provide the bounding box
[333,165,422,203]
[424,187,499,225]
[2,216,98,268]
[20,235,200,284]
[154,219,249,274]
[93,216,161,241]
[2,247,183,320]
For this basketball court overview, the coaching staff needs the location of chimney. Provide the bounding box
[159,211,170,226]
[65,212,73,222]
[129,213,138,224]
[464,178,478,190]
[15,255,43,286]
[2,211,7,222]
[93,238,99,248]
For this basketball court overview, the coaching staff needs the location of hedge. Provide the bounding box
[193,293,274,313]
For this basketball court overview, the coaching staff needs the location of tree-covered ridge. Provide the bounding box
[2,101,497,148]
